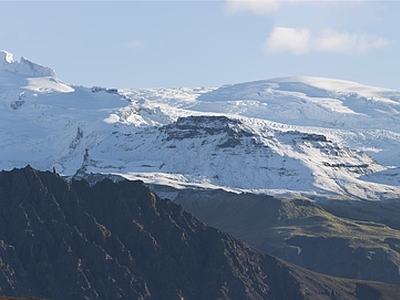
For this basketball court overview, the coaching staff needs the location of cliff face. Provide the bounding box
[0,167,399,300]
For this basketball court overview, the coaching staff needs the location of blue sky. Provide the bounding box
[1,1,399,90]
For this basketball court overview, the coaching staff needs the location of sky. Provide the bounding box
[0,1,399,90]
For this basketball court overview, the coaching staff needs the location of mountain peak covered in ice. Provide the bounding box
[0,51,400,200]
[0,50,56,77]
[0,50,73,94]
[0,50,14,64]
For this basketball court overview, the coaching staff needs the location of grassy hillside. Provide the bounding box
[171,188,400,284]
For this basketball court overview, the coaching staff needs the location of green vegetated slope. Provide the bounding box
[172,188,400,285]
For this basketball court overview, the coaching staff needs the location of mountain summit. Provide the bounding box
[0,50,56,77]
[0,50,72,94]
[0,51,399,200]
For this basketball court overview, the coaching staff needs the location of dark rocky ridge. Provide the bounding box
[0,167,399,299]
[0,298,46,300]
[159,115,253,148]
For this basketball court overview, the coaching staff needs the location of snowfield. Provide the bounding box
[1,50,399,200]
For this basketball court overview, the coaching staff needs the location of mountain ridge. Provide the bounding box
[1,166,400,299]
[0,50,56,78]
[0,51,399,200]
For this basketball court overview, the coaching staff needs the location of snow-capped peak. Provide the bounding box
[0,50,73,94]
[0,50,16,72]
[0,50,56,77]
[0,52,400,200]
[0,50,14,64]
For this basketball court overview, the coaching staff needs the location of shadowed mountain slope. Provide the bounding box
[0,167,399,299]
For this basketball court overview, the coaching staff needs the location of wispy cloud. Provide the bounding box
[224,0,367,15]
[313,28,390,53]
[264,27,390,55]
[128,39,144,51]
[225,0,282,15]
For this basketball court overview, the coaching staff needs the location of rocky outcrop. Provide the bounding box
[159,115,253,148]
[0,167,400,300]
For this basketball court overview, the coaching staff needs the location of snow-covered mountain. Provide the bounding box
[1,50,399,200]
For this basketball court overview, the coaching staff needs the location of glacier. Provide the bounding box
[0,50,399,200]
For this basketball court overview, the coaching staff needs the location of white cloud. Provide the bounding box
[225,0,282,15]
[264,27,311,55]
[313,29,390,53]
[264,27,390,55]
[224,0,369,16]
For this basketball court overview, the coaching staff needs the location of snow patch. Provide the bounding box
[104,114,120,124]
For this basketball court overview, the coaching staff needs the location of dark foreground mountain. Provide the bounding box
[0,167,400,300]
[0,297,45,300]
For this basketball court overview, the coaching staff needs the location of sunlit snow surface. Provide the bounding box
[1,52,399,200]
